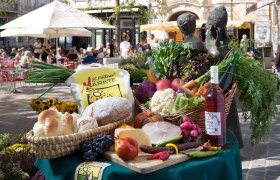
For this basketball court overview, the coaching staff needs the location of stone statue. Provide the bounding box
[177,13,206,51]
[205,6,230,61]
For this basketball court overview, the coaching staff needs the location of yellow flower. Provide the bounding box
[47,97,56,106]
[34,99,42,106]
[58,100,64,105]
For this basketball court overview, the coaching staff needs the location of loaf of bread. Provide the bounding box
[82,97,132,126]
[33,109,74,137]
[72,113,98,133]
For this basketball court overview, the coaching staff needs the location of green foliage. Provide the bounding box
[0,133,11,151]
[0,132,37,179]
[131,51,150,69]
[151,40,193,79]
[234,56,278,145]
[119,63,137,74]
[131,68,147,83]
[0,0,15,15]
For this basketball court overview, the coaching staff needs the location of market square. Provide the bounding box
[0,0,280,179]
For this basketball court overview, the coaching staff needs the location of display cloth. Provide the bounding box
[35,130,242,180]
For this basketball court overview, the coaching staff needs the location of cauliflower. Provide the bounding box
[150,88,176,115]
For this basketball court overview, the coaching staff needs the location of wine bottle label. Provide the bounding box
[205,111,221,135]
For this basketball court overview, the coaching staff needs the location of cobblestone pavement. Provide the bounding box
[0,82,279,180]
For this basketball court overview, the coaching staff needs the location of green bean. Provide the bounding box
[189,150,219,158]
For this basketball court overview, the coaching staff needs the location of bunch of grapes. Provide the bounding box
[180,115,202,142]
[81,135,114,162]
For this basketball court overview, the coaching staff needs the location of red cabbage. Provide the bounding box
[135,81,157,103]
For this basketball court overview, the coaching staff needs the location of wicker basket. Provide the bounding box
[26,112,132,159]
[135,83,237,129]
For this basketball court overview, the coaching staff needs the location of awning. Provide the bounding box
[140,21,206,32]
[140,20,251,32]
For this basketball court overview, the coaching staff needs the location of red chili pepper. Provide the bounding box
[147,152,163,160]
[202,141,211,151]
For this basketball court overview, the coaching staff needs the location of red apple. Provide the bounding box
[115,137,138,161]
[156,79,171,91]
[171,78,185,91]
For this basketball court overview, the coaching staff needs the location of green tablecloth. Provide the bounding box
[35,130,242,180]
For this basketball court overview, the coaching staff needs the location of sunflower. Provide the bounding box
[34,99,42,107]
[57,100,64,105]
[47,97,57,106]
[60,102,78,113]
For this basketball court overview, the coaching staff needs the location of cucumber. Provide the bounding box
[156,135,183,147]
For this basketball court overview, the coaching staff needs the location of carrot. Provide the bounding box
[183,80,196,89]
[191,87,198,94]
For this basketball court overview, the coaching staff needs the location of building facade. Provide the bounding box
[1,0,279,60]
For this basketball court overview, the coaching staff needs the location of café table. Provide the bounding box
[102,57,122,65]
[35,130,242,180]
[4,68,27,94]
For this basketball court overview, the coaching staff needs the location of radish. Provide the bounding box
[182,129,189,138]
[190,130,198,138]
[180,122,192,130]
[182,115,191,122]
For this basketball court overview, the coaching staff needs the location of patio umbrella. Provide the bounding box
[0,27,92,38]
[0,0,114,30]
[0,0,114,63]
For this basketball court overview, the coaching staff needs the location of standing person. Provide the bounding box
[273,45,280,90]
[240,34,248,49]
[199,23,207,42]
[33,38,42,59]
[109,38,116,57]
[149,34,156,48]
[136,34,151,53]
[119,33,131,60]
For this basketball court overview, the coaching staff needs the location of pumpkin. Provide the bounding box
[134,110,164,128]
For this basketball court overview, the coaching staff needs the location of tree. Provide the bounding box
[0,0,16,16]
[84,0,166,49]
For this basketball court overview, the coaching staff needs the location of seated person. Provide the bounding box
[56,48,67,64]
[0,49,8,59]
[19,51,31,68]
[82,51,97,64]
[67,48,78,61]
[9,48,17,58]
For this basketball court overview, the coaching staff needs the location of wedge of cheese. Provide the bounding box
[114,128,152,148]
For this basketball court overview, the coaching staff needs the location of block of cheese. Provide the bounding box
[114,128,152,148]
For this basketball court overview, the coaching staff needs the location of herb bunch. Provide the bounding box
[151,40,193,79]
[234,56,278,145]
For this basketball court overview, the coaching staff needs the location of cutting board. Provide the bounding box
[104,149,193,174]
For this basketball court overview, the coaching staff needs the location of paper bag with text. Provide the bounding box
[66,65,134,114]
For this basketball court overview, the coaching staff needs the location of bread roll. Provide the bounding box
[33,109,74,137]
[82,97,132,126]
[73,114,98,133]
